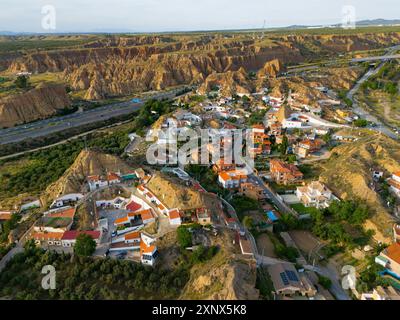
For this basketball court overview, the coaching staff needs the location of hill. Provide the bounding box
[41,149,133,205]
[317,130,400,242]
[179,228,259,300]
[0,83,71,128]
[146,173,222,213]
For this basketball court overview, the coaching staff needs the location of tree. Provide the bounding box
[280,135,289,156]
[318,275,332,289]
[74,234,96,257]
[177,226,192,249]
[354,119,368,127]
[14,75,28,89]
[242,216,254,229]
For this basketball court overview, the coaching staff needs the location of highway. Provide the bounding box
[0,88,183,145]
[351,54,400,63]
[346,45,400,140]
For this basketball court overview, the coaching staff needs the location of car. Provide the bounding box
[111,231,117,237]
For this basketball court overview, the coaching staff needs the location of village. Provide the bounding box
[1,77,400,301]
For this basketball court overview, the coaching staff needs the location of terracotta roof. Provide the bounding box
[270,159,303,177]
[87,175,101,182]
[114,216,129,225]
[0,212,12,220]
[46,207,76,219]
[157,203,165,210]
[219,171,232,182]
[31,232,64,241]
[126,200,141,212]
[137,185,146,192]
[107,172,120,182]
[127,211,141,217]
[394,172,400,178]
[140,241,156,255]
[124,231,141,240]
[169,209,181,220]
[140,209,154,221]
[389,178,400,190]
[61,230,100,241]
[145,192,155,199]
[385,243,400,265]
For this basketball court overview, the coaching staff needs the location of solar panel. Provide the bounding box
[286,270,299,282]
[280,272,289,285]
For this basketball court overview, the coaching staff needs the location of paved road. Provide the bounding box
[304,264,351,300]
[248,174,299,218]
[0,246,23,273]
[351,54,400,63]
[0,89,183,145]
[347,46,400,140]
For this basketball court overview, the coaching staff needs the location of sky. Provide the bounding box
[0,0,399,33]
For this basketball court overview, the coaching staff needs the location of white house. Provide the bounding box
[87,175,108,191]
[61,230,101,248]
[20,200,41,212]
[218,169,248,189]
[296,181,337,209]
[140,241,159,266]
[168,209,182,226]
[388,172,400,197]
[51,193,84,209]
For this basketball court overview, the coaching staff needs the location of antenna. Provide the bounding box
[261,19,266,39]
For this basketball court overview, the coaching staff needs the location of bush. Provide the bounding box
[353,119,368,127]
[74,234,96,257]
[14,75,28,88]
[318,275,332,289]
[177,226,192,249]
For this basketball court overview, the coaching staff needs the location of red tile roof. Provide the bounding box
[125,231,141,240]
[87,175,101,182]
[61,230,100,241]
[385,243,400,265]
[114,216,129,225]
[31,232,64,241]
[0,212,12,220]
[140,241,156,255]
[107,172,120,182]
[47,208,76,219]
[169,209,181,220]
[126,200,141,212]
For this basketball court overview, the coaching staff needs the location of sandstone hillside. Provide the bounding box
[180,228,259,300]
[42,149,133,205]
[0,84,71,128]
[146,173,222,213]
[317,130,400,242]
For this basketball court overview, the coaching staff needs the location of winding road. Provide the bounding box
[0,88,185,146]
[346,45,400,140]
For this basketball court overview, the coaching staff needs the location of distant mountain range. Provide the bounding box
[285,19,400,30]
[1,19,400,35]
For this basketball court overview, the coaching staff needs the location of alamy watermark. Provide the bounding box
[341,265,356,290]
[341,5,356,30]
[41,265,56,290]
[41,5,56,31]
[145,128,255,169]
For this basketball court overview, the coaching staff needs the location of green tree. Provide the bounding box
[14,75,28,89]
[354,119,368,127]
[242,216,254,229]
[177,226,192,249]
[74,234,96,257]
[318,275,332,289]
[280,135,289,156]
